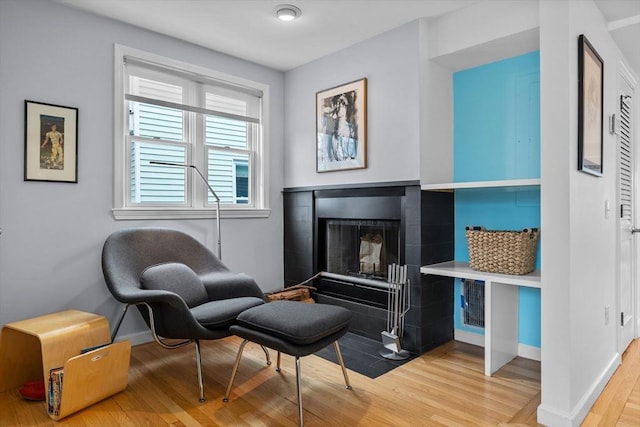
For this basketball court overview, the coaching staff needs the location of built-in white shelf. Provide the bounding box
[420,178,540,191]
[420,261,541,288]
[420,177,542,376]
[420,260,541,376]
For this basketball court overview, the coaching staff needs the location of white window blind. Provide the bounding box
[129,77,186,203]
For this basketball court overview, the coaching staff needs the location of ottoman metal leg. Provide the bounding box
[333,341,352,389]
[295,356,304,426]
[223,339,249,402]
[293,342,351,426]
[224,340,273,402]
[261,345,272,366]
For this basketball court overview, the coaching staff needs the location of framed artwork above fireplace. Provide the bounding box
[316,78,367,172]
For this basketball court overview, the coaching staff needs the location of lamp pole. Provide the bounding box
[149,161,222,260]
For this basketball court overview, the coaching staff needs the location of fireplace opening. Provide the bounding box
[313,192,405,312]
[322,219,401,282]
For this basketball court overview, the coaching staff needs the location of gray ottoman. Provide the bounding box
[224,300,353,426]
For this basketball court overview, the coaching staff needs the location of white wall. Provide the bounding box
[0,0,285,340]
[419,24,453,186]
[425,0,539,71]
[538,0,575,417]
[284,22,422,188]
[538,0,630,424]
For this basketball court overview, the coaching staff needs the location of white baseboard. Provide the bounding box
[518,343,541,361]
[115,330,153,346]
[536,406,573,427]
[454,329,484,347]
[537,352,621,426]
[454,329,541,361]
[537,353,622,427]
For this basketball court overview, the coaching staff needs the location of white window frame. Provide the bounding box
[112,44,270,219]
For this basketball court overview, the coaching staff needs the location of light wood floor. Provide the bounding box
[0,337,637,426]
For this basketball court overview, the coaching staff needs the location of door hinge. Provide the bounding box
[621,312,624,326]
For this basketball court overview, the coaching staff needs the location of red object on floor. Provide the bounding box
[19,379,45,401]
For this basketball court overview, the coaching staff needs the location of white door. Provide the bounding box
[617,66,637,353]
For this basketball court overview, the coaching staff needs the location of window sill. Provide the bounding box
[112,207,271,220]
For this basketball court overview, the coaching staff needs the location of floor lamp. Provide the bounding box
[149,161,222,260]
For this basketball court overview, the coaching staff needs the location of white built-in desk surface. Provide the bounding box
[420,261,541,288]
[420,261,541,376]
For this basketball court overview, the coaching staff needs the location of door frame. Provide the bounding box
[616,60,639,353]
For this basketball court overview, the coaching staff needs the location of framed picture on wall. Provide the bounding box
[24,100,78,183]
[577,34,604,177]
[316,78,367,172]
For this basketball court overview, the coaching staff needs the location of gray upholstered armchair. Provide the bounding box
[101,227,268,402]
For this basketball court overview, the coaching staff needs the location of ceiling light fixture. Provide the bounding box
[275,4,301,22]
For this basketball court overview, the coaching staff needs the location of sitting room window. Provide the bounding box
[113,45,270,219]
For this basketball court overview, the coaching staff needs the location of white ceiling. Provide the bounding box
[55,0,639,73]
[594,0,640,73]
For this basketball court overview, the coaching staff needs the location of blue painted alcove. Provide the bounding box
[452,51,541,348]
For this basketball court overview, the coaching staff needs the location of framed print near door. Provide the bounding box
[316,78,367,172]
[24,100,78,183]
[577,34,604,176]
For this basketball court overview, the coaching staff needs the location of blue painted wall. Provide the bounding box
[452,51,541,347]
[454,51,540,182]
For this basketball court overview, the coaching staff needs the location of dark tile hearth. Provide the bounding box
[314,332,415,379]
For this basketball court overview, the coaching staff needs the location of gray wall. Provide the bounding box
[284,22,422,188]
[0,0,285,340]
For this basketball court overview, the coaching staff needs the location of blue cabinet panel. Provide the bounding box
[454,51,540,182]
[519,286,542,347]
[452,51,541,348]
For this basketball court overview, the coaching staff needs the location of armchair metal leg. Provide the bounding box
[295,356,303,427]
[110,304,130,343]
[195,340,205,403]
[276,351,282,372]
[333,341,352,389]
[223,339,249,402]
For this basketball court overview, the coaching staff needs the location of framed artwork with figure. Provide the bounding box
[577,34,603,176]
[316,78,367,172]
[24,100,78,183]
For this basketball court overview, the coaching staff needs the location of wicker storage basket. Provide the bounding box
[465,226,539,275]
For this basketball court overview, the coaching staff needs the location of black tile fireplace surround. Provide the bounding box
[283,181,454,355]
